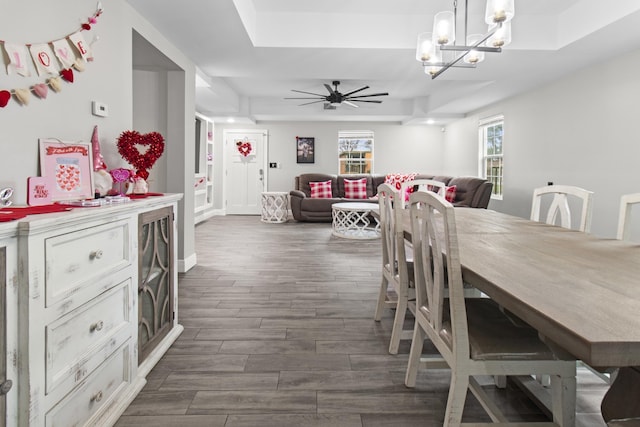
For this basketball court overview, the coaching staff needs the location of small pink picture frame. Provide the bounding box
[39,139,94,202]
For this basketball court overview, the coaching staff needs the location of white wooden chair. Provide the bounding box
[404,190,577,426]
[531,185,601,385]
[399,179,446,209]
[530,185,594,232]
[617,193,640,241]
[373,183,416,354]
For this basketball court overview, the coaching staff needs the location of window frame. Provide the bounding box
[478,115,504,200]
[338,130,374,175]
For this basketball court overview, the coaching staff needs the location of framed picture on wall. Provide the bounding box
[38,139,94,201]
[296,136,315,164]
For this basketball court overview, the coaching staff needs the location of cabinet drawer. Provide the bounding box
[45,219,131,307]
[45,342,130,427]
[46,281,132,395]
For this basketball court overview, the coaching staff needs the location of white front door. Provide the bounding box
[224,130,267,214]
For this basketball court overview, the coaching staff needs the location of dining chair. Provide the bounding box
[530,184,594,232]
[601,366,640,426]
[373,183,416,354]
[399,179,446,209]
[617,193,640,241]
[404,190,577,426]
[531,185,602,385]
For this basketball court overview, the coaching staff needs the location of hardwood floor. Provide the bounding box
[116,215,609,427]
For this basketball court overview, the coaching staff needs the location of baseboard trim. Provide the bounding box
[179,253,197,273]
[137,324,184,379]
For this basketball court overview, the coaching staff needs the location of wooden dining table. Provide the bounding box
[399,207,640,369]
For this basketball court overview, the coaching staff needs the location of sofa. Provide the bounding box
[289,173,493,222]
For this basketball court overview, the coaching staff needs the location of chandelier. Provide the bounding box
[416,0,514,79]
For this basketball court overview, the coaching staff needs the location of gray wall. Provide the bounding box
[444,48,640,239]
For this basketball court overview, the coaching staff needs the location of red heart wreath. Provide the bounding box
[116,130,165,180]
[236,141,252,157]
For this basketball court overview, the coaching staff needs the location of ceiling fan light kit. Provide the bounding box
[285,80,388,108]
[416,0,515,79]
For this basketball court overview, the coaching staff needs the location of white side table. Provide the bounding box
[331,202,380,239]
[261,192,289,223]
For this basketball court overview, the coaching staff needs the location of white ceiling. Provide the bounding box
[126,0,640,125]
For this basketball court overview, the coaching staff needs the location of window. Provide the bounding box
[338,130,373,174]
[479,116,504,199]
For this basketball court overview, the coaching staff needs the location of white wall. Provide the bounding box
[1,0,197,267]
[213,121,445,208]
[444,48,640,239]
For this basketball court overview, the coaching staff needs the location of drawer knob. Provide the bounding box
[89,320,104,333]
[0,379,12,395]
[90,390,103,403]
[89,250,104,260]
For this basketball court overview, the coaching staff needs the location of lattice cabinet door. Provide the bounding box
[138,207,175,364]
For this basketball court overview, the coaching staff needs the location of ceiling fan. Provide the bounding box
[285,80,389,108]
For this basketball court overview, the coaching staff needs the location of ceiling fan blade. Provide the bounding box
[348,92,389,99]
[299,100,326,106]
[324,84,336,95]
[343,101,359,108]
[349,99,383,104]
[291,89,328,97]
[284,97,324,100]
[341,86,369,97]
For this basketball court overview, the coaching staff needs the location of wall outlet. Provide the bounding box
[92,101,109,117]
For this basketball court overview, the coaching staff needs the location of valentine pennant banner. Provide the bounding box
[0,2,103,109]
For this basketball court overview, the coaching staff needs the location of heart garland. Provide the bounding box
[236,140,252,157]
[116,130,165,180]
[0,4,102,108]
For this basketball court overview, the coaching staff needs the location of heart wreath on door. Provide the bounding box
[116,130,165,180]
[236,140,252,157]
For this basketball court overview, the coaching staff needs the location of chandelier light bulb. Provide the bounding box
[485,0,515,24]
[416,32,435,62]
[464,34,485,64]
[425,65,442,76]
[433,11,455,45]
[487,22,511,47]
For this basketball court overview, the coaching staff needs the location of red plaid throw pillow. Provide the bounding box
[309,180,333,199]
[344,178,368,199]
[444,185,457,203]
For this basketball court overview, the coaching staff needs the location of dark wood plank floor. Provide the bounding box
[116,215,609,427]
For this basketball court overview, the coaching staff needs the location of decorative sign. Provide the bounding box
[27,177,52,206]
[39,139,94,202]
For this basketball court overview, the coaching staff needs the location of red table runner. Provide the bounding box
[0,204,72,222]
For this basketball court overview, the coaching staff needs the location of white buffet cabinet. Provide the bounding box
[3,194,183,426]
